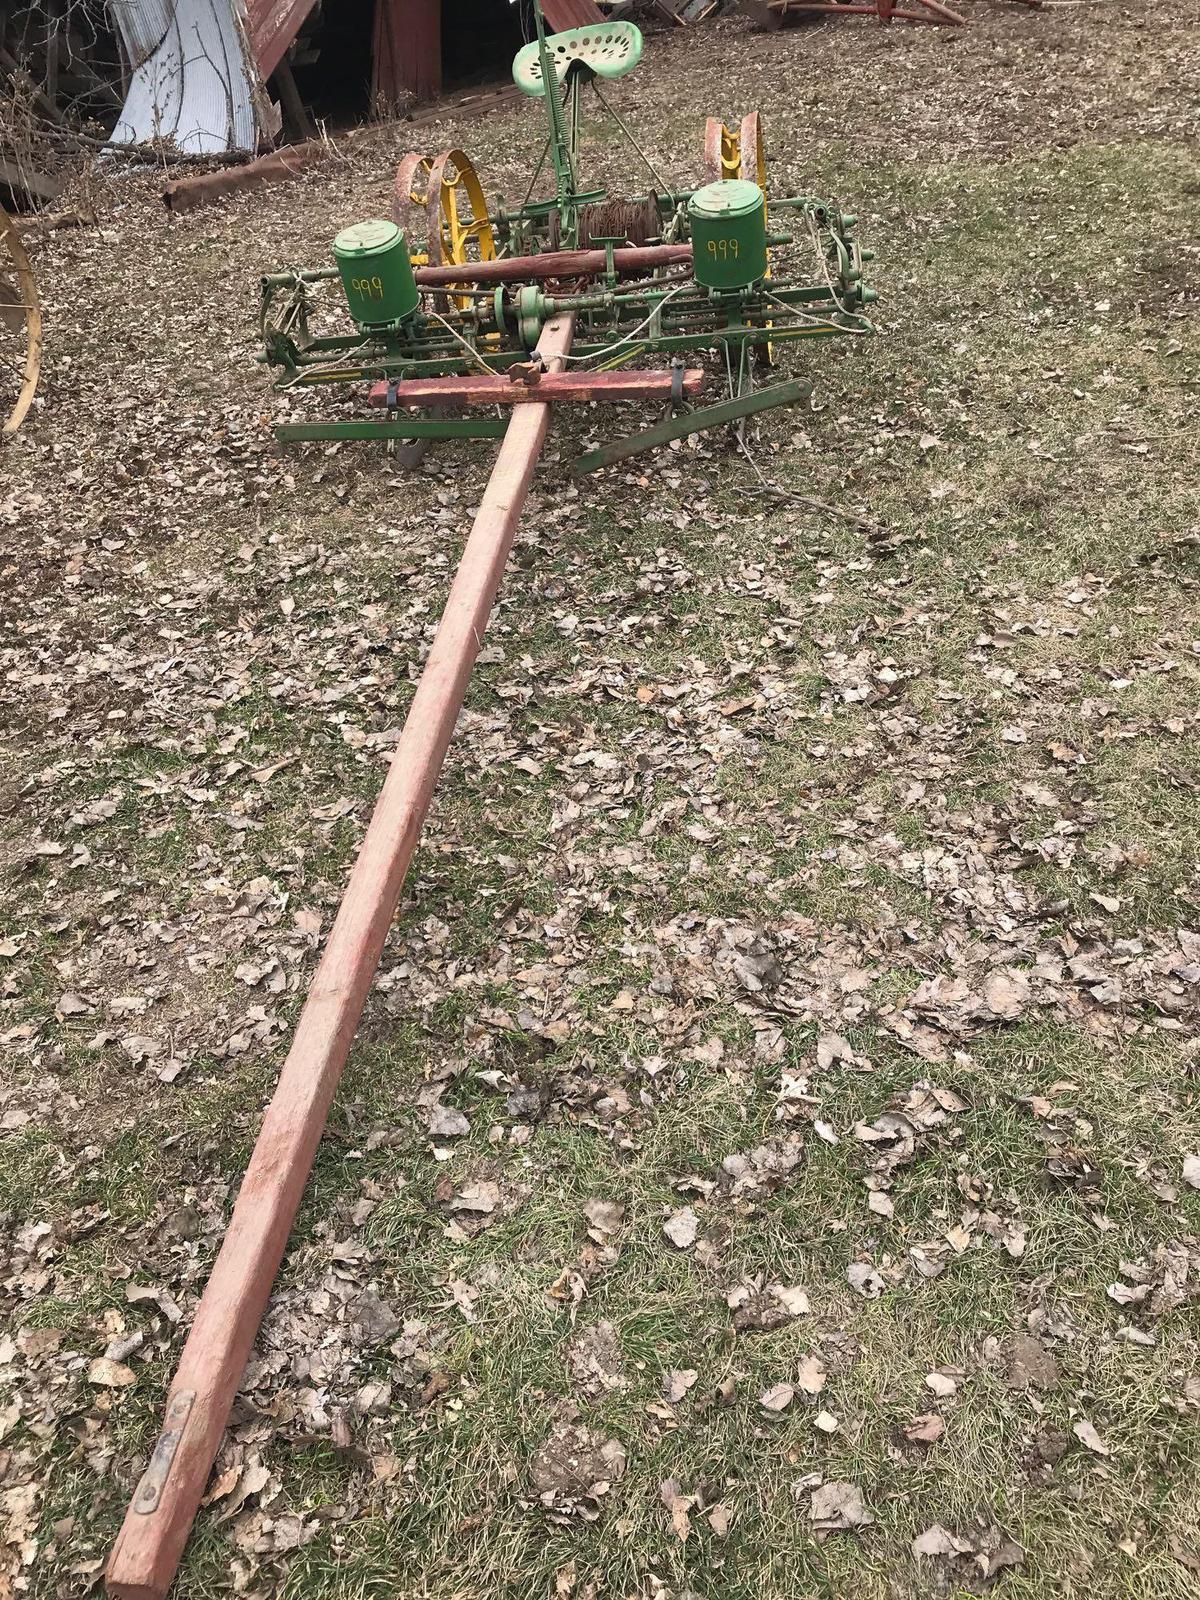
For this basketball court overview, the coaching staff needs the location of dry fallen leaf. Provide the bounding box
[707,1502,733,1537]
[659,1477,694,1541]
[87,1357,136,1387]
[1073,1418,1111,1456]
[796,1355,828,1395]
[904,1412,945,1445]
[582,1197,625,1241]
[847,1261,885,1298]
[771,1284,810,1316]
[759,1381,796,1413]
[662,1206,699,1249]
[428,1103,469,1139]
[663,1368,699,1403]
[809,1480,873,1533]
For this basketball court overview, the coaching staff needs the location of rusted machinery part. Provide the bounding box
[162,139,331,212]
[391,152,433,254]
[739,111,766,187]
[576,194,662,249]
[0,205,42,436]
[425,148,496,268]
[414,241,692,287]
[102,313,577,1600]
[766,0,965,21]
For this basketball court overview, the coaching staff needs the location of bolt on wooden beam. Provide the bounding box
[105,314,576,1600]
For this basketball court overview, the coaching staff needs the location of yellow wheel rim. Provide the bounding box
[703,117,741,183]
[427,149,495,312]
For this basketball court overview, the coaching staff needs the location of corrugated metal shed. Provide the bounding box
[106,0,176,68]
[107,0,264,154]
[107,0,610,156]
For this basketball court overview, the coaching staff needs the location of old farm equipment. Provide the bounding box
[0,204,42,434]
[258,7,875,474]
[105,8,875,1597]
[762,0,967,24]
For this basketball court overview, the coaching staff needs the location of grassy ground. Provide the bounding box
[2,3,1199,1598]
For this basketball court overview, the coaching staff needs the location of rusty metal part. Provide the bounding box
[131,1393,195,1516]
[577,194,662,248]
[103,313,576,1600]
[425,148,496,268]
[0,204,42,435]
[765,0,965,22]
[162,139,331,212]
[392,152,433,248]
[414,241,692,287]
[739,111,766,187]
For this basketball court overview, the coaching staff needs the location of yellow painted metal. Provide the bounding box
[703,117,741,183]
[427,149,496,312]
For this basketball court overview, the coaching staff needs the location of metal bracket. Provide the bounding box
[670,357,684,405]
[133,1390,195,1515]
[572,375,812,476]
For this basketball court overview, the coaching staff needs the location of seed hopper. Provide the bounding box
[106,11,879,1596]
[261,0,876,473]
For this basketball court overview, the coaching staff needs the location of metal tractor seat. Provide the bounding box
[512,22,643,97]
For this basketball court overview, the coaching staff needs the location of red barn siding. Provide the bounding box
[542,0,605,24]
[374,0,441,103]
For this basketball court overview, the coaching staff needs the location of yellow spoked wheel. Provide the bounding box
[700,112,773,370]
[1,205,42,435]
[427,148,495,311]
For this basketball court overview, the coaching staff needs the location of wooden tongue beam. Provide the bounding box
[105,314,575,1600]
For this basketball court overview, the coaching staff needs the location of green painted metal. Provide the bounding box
[258,0,879,460]
[512,22,643,96]
[333,219,418,326]
[275,418,509,443]
[572,376,813,476]
[688,181,768,289]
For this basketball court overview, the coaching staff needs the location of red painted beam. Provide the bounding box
[104,313,576,1600]
[367,369,707,408]
[415,242,693,287]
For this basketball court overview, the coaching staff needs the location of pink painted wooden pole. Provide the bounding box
[105,314,575,1600]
